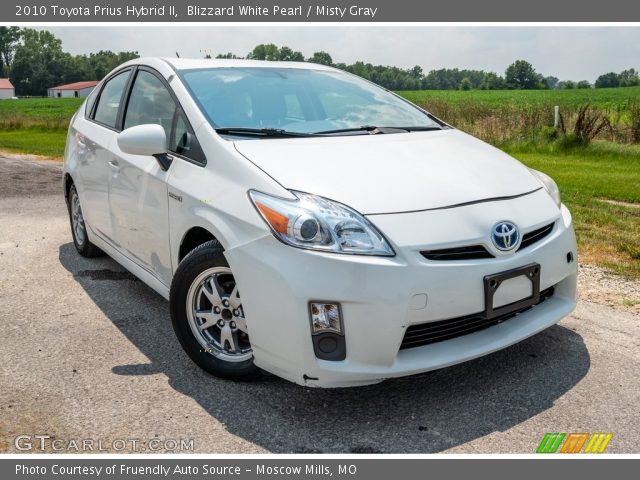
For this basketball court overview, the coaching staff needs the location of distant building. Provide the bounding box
[0,78,15,99]
[47,81,100,98]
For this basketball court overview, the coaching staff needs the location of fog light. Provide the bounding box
[310,302,342,334]
[309,302,346,361]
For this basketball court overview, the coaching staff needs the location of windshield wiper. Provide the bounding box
[403,126,446,131]
[313,125,399,135]
[313,125,443,135]
[215,127,316,138]
[216,125,445,138]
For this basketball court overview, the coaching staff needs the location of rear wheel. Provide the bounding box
[68,184,103,258]
[170,240,259,380]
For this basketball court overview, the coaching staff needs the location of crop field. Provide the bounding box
[0,93,638,277]
[400,86,640,110]
[508,144,640,278]
[0,97,83,130]
[0,98,83,157]
[399,87,640,146]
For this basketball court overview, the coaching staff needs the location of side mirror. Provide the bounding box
[117,124,172,171]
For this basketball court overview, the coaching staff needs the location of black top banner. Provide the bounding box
[4,0,640,22]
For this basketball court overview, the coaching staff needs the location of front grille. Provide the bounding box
[517,222,555,251]
[421,245,493,261]
[400,286,555,350]
[420,222,555,261]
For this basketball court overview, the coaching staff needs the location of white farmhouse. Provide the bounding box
[0,78,15,99]
[47,81,99,98]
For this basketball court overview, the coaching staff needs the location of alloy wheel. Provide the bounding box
[186,267,252,362]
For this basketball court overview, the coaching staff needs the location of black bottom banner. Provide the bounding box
[2,458,637,480]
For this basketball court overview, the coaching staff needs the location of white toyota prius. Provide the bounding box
[63,58,578,387]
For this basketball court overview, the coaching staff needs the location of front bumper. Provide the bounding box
[226,190,578,387]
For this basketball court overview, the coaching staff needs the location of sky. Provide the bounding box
[45,26,640,82]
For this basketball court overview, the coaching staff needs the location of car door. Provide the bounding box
[108,68,177,286]
[77,69,131,246]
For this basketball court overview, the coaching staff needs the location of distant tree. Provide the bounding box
[480,72,506,90]
[619,68,640,87]
[60,54,95,84]
[424,68,486,90]
[423,69,453,89]
[409,65,423,79]
[247,43,280,61]
[576,80,591,89]
[308,51,333,66]
[545,76,560,89]
[459,77,472,90]
[560,80,576,89]
[0,26,21,76]
[277,46,304,62]
[81,50,138,80]
[595,72,620,88]
[9,29,138,95]
[216,52,242,59]
[10,29,69,95]
[505,60,542,89]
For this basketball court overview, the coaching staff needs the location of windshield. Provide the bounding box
[180,67,442,135]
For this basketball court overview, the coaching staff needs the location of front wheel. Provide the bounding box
[169,240,259,380]
[68,184,103,258]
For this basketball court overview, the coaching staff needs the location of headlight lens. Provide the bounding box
[529,168,561,208]
[249,190,395,256]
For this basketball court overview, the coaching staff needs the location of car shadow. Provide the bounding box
[59,242,590,453]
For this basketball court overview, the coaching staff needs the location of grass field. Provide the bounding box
[0,97,83,129]
[401,87,640,146]
[0,98,82,157]
[0,128,68,158]
[0,95,638,277]
[507,143,640,278]
[400,86,640,109]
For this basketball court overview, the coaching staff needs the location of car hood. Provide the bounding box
[233,129,541,215]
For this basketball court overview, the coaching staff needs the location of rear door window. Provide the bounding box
[93,70,130,128]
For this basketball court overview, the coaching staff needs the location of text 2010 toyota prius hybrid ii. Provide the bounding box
[63,58,577,387]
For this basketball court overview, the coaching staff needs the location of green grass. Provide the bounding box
[0,98,82,158]
[0,97,83,126]
[0,128,68,158]
[398,86,640,110]
[507,143,640,278]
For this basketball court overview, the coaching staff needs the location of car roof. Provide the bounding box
[149,57,337,72]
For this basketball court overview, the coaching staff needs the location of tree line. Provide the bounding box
[0,27,138,96]
[1,28,638,95]
[231,44,640,91]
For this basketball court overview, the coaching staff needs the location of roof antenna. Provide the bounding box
[176,52,180,58]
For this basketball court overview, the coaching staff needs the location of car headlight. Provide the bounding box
[529,168,561,208]
[249,190,395,256]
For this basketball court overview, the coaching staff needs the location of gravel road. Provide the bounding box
[1,155,638,454]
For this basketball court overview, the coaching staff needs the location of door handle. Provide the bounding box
[108,159,120,174]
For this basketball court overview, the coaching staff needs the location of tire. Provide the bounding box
[170,240,260,380]
[68,184,103,258]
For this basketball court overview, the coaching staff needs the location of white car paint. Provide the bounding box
[64,58,578,387]
[233,128,542,214]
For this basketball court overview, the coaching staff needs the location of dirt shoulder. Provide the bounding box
[579,264,640,314]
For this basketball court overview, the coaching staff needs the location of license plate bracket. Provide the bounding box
[484,263,541,320]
